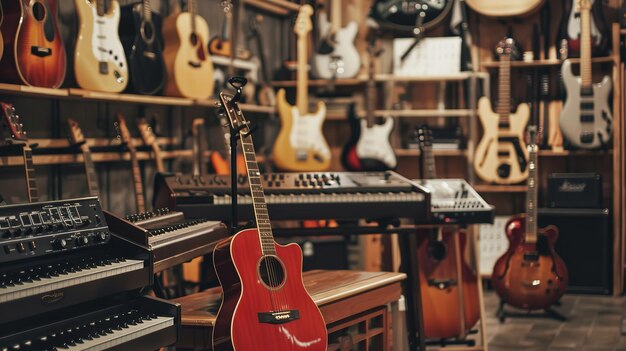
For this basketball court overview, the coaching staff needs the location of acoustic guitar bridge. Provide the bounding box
[31,46,52,57]
[258,310,300,324]
[427,278,457,289]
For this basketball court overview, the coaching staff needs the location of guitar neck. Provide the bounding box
[192,119,204,177]
[424,145,437,179]
[152,143,165,173]
[330,0,341,34]
[496,55,511,125]
[525,144,538,244]
[580,4,592,88]
[189,0,197,34]
[365,47,376,128]
[296,32,309,115]
[22,145,39,203]
[143,0,152,22]
[81,146,100,197]
[127,146,146,213]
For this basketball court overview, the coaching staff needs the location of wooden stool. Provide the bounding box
[173,270,406,350]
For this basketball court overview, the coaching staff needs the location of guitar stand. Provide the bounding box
[496,299,566,323]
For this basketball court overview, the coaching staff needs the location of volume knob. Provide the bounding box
[51,238,67,250]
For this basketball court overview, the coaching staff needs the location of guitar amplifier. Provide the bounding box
[547,173,602,208]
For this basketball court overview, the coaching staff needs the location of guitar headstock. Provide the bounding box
[67,118,86,145]
[219,92,250,137]
[115,114,134,147]
[526,126,542,151]
[137,118,157,146]
[416,125,433,152]
[294,4,313,38]
[1,102,28,142]
[495,37,521,60]
[577,0,591,12]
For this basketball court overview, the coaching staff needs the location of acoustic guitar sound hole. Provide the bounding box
[32,2,46,21]
[427,241,448,261]
[140,21,155,44]
[190,33,198,46]
[258,256,286,289]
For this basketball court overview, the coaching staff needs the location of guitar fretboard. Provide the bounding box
[524,142,538,244]
[23,145,39,203]
[82,147,100,197]
[128,146,146,213]
[580,2,592,88]
[423,144,437,180]
[496,54,511,126]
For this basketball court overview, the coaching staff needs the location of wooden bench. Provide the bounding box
[173,270,406,351]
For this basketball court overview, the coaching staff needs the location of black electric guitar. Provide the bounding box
[120,0,166,95]
[0,103,39,202]
[115,114,146,213]
[67,118,100,197]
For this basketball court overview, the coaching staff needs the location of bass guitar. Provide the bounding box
[492,126,568,310]
[137,117,164,172]
[559,0,612,149]
[557,0,609,59]
[474,37,529,184]
[162,0,214,99]
[1,103,39,202]
[274,5,331,172]
[213,81,327,351]
[119,0,166,95]
[416,125,480,339]
[67,118,100,197]
[312,0,360,79]
[115,114,146,213]
[74,0,128,93]
[0,0,66,88]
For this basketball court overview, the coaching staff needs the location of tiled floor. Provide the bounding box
[483,292,626,350]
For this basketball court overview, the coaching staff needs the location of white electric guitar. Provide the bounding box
[559,0,612,149]
[274,5,331,171]
[74,0,128,92]
[311,0,360,79]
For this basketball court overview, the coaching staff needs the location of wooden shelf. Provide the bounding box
[0,83,69,98]
[473,184,528,193]
[271,72,488,88]
[481,56,614,68]
[380,109,472,118]
[538,149,613,157]
[242,0,299,16]
[0,150,193,166]
[395,149,466,157]
[29,137,179,148]
[69,88,195,106]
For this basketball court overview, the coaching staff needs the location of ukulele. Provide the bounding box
[67,118,100,197]
[162,0,214,99]
[559,0,612,150]
[558,0,609,59]
[312,0,360,79]
[474,37,529,184]
[0,0,66,88]
[115,114,146,213]
[416,126,480,339]
[208,1,233,57]
[212,84,327,351]
[119,0,166,95]
[137,117,164,172]
[0,103,39,202]
[492,126,568,310]
[273,5,331,172]
[74,0,128,93]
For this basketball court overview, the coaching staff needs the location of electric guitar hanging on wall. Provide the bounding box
[213,82,327,351]
[557,0,609,59]
[474,37,529,184]
[312,0,360,79]
[74,0,128,93]
[559,0,612,149]
[67,118,100,197]
[119,0,166,95]
[273,5,331,172]
[492,126,568,310]
[162,0,214,99]
[0,0,67,88]
[1,103,39,202]
[115,114,145,213]
[137,117,164,172]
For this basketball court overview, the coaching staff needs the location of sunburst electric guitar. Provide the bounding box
[474,37,529,184]
[213,85,327,351]
[274,5,331,172]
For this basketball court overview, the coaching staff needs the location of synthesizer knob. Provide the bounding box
[76,236,90,246]
[16,242,26,253]
[51,238,67,250]
[95,232,109,243]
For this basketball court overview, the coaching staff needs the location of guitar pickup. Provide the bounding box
[580,114,595,123]
[523,251,539,261]
[258,310,300,324]
[581,87,594,96]
[580,132,594,144]
[99,62,109,75]
[31,46,51,57]
[580,102,594,111]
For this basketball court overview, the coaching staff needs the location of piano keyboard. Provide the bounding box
[0,256,143,303]
[147,218,217,246]
[212,192,424,205]
[0,308,173,351]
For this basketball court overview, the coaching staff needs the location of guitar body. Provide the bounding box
[492,215,568,310]
[474,97,529,184]
[162,12,214,99]
[74,0,128,92]
[558,0,609,58]
[208,37,231,57]
[356,117,396,170]
[311,13,360,79]
[119,2,166,95]
[560,60,612,149]
[274,89,331,171]
[213,228,327,351]
[0,0,66,88]
[417,230,480,339]
[464,0,545,17]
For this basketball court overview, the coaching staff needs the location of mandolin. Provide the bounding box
[273,5,331,172]
[137,117,164,172]
[416,125,480,339]
[115,114,145,213]
[1,103,39,202]
[213,82,327,351]
[162,0,214,99]
[492,126,568,310]
[0,0,66,88]
[67,118,100,197]
[559,0,612,149]
[474,37,529,184]
[119,0,166,95]
[74,0,128,93]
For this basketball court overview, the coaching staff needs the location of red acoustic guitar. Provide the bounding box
[492,126,568,310]
[213,85,327,351]
[0,0,66,88]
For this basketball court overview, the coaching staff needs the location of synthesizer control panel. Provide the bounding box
[417,179,494,224]
[0,197,111,263]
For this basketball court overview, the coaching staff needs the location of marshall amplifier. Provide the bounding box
[548,173,602,208]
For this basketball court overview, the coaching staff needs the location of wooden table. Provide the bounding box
[173,270,406,350]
